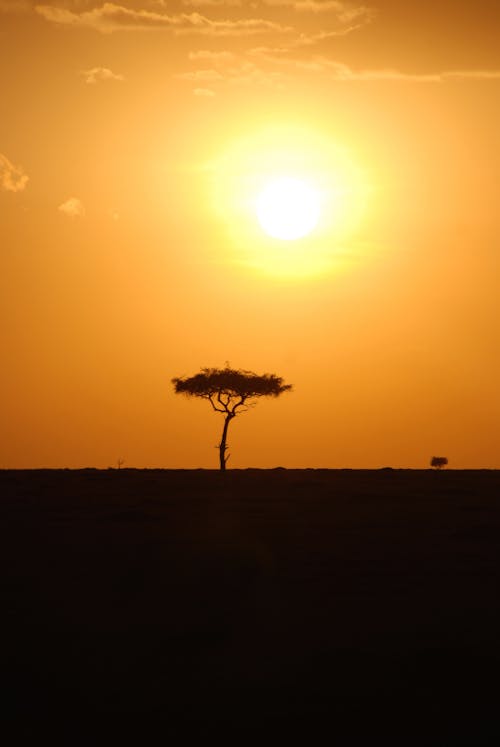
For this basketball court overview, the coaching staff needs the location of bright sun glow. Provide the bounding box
[207,125,369,278]
[255,177,321,241]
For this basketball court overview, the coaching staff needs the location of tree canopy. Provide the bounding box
[172,367,291,407]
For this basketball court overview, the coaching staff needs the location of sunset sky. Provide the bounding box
[1,0,499,469]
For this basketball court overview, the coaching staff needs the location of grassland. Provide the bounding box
[2,469,499,744]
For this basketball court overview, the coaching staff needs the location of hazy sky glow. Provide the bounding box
[1,0,500,468]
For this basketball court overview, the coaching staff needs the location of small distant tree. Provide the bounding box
[431,456,448,470]
[172,367,292,471]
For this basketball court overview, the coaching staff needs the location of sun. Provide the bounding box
[205,124,369,278]
[255,177,321,241]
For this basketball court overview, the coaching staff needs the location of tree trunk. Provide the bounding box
[219,414,233,471]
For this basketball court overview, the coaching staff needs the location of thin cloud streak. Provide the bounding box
[239,48,500,82]
[178,0,370,12]
[263,0,374,21]
[315,62,500,82]
[35,3,293,35]
[188,50,238,62]
[180,1,243,6]
[193,87,216,96]
[178,63,284,88]
[181,47,500,91]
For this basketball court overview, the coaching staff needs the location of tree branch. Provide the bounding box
[231,395,248,415]
[217,390,231,413]
[207,394,226,413]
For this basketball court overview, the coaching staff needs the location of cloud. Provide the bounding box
[180,0,242,5]
[245,49,500,82]
[292,58,443,80]
[193,87,216,96]
[189,49,238,63]
[58,197,85,217]
[178,68,224,82]
[246,16,366,53]
[35,3,293,35]
[81,66,124,83]
[296,0,372,22]
[178,52,284,89]
[264,0,367,15]
[179,0,373,16]
[319,63,500,82]
[0,153,29,192]
[442,70,500,80]
[180,43,500,94]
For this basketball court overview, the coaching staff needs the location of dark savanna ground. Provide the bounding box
[2,469,499,744]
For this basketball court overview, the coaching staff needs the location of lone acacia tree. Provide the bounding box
[172,367,292,471]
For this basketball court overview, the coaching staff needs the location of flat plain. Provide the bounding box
[2,469,499,744]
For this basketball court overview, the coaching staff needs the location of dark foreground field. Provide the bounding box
[2,469,499,744]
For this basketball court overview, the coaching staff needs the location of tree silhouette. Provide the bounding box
[172,367,292,471]
[431,456,448,470]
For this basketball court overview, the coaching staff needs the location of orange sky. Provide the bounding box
[1,0,500,469]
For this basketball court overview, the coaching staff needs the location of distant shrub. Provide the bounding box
[431,456,448,470]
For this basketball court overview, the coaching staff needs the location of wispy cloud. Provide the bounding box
[0,153,29,192]
[179,0,375,41]
[305,61,500,82]
[30,3,500,88]
[179,49,284,89]
[81,66,124,83]
[442,70,500,80]
[193,87,216,96]
[188,49,238,63]
[180,45,500,93]
[179,65,283,88]
[35,3,293,35]
[291,22,369,46]
[244,49,500,82]
[178,68,224,82]
[263,0,374,21]
[251,54,443,80]
[180,0,243,6]
[179,0,373,17]
[58,197,85,217]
